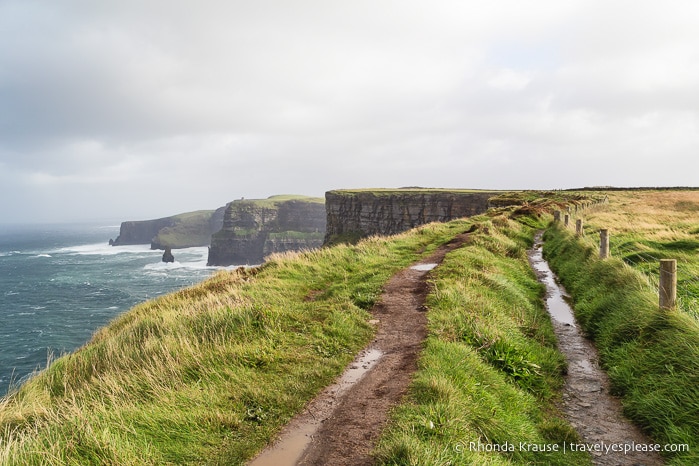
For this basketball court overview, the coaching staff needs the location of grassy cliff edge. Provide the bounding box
[5,191,691,465]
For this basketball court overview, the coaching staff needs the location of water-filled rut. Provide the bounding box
[249,233,472,465]
[529,232,663,466]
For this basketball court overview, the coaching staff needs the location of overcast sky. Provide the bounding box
[2,1,698,223]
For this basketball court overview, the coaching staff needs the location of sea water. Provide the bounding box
[0,222,218,396]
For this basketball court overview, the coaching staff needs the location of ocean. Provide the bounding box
[0,222,218,396]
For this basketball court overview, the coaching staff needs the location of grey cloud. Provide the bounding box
[1,1,699,222]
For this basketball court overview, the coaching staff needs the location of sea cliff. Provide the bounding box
[110,207,226,249]
[207,195,326,266]
[323,189,498,244]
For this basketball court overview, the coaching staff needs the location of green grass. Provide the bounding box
[0,218,471,465]
[374,213,590,465]
[153,210,217,248]
[0,191,605,465]
[543,223,699,465]
[231,194,324,208]
[327,188,504,196]
[266,231,325,241]
[569,190,699,321]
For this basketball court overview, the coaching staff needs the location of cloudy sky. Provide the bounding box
[2,1,698,223]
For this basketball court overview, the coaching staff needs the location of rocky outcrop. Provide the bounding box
[162,247,175,263]
[324,189,498,244]
[111,207,226,249]
[207,195,326,266]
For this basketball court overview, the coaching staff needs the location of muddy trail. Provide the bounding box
[249,233,472,466]
[529,232,664,466]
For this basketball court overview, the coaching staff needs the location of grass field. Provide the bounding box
[570,190,699,320]
[544,190,699,465]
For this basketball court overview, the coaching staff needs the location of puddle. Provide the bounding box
[528,241,577,327]
[248,348,383,466]
[410,263,437,271]
[528,232,663,465]
[333,348,383,391]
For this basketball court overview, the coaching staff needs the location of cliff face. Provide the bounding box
[324,190,497,244]
[207,196,326,266]
[111,207,226,249]
[111,217,176,246]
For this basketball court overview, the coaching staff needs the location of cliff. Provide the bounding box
[324,189,500,244]
[111,207,226,249]
[110,217,176,246]
[150,207,226,249]
[207,195,326,266]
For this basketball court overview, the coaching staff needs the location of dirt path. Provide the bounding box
[529,232,664,466]
[249,233,471,466]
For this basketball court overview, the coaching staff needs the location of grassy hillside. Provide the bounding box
[7,190,673,465]
[152,210,217,249]
[0,191,592,465]
[0,216,470,464]
[543,190,699,464]
[568,190,699,320]
[375,213,590,465]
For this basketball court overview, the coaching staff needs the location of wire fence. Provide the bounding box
[611,241,698,321]
[555,204,699,322]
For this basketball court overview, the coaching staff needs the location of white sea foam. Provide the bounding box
[33,254,52,258]
[144,259,209,272]
[143,247,211,271]
[55,242,157,256]
[1,251,22,256]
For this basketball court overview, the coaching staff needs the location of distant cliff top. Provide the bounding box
[232,194,325,206]
[327,188,505,196]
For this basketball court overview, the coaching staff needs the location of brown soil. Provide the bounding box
[298,233,470,465]
[248,233,471,466]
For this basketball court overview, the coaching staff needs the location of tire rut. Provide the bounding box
[249,232,471,466]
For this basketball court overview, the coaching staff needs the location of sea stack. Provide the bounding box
[162,247,175,263]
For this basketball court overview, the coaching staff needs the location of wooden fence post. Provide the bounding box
[576,219,584,236]
[599,229,610,259]
[659,259,677,311]
[553,211,561,222]
[564,214,570,227]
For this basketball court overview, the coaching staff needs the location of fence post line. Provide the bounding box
[659,259,677,311]
[564,214,570,227]
[599,229,610,259]
[576,219,584,236]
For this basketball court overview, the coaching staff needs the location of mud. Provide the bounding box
[248,233,471,466]
[249,348,383,466]
[529,232,664,466]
